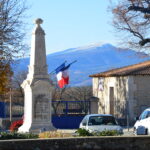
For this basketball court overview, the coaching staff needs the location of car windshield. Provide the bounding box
[88,116,117,125]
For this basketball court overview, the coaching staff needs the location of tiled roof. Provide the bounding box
[89,60,150,77]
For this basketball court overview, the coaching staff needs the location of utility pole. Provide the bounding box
[9,87,12,122]
[126,100,129,131]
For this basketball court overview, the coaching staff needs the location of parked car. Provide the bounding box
[79,114,123,134]
[134,108,150,135]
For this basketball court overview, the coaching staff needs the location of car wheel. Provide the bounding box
[145,129,148,135]
[133,127,137,135]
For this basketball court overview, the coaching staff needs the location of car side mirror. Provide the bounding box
[135,116,139,121]
[146,115,150,118]
[82,122,86,126]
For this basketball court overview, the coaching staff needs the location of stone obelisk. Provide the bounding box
[18,18,55,133]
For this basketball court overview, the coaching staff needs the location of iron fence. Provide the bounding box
[5,103,24,117]
[52,100,90,116]
[2,100,91,118]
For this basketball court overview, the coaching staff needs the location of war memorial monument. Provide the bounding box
[18,18,55,133]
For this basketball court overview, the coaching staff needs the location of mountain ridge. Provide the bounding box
[13,43,150,86]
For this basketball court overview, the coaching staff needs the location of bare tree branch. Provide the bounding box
[110,0,150,52]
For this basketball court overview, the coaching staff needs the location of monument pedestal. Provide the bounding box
[18,80,55,133]
[18,18,55,133]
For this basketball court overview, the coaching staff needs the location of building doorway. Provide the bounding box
[109,87,114,115]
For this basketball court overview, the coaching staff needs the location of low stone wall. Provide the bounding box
[0,136,150,150]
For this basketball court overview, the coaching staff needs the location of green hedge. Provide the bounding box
[76,128,122,136]
[0,132,38,140]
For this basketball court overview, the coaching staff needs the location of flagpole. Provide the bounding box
[49,60,67,74]
[69,60,77,66]
[49,60,77,75]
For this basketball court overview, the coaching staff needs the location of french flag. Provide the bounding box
[55,63,71,88]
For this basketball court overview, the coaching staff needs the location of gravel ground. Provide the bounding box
[58,127,135,136]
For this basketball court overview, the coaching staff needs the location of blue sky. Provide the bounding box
[26,0,117,54]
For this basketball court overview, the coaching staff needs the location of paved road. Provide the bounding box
[122,127,134,136]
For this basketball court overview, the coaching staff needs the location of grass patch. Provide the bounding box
[39,131,72,138]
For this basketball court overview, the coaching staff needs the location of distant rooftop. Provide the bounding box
[90,60,150,77]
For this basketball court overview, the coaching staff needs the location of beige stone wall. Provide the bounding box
[93,75,150,124]
[92,76,128,119]
[129,76,150,119]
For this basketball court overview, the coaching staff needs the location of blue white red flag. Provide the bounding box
[55,63,71,88]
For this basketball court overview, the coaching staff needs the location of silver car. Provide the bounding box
[134,108,150,135]
[79,114,123,134]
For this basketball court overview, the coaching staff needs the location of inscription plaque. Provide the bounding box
[34,94,49,120]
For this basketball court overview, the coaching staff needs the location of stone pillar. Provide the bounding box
[18,18,55,133]
[90,97,99,114]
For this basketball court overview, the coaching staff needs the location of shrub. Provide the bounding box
[93,130,121,136]
[0,132,38,140]
[9,119,23,131]
[75,128,93,136]
[76,128,122,136]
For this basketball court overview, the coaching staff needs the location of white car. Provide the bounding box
[79,114,123,134]
[134,108,150,135]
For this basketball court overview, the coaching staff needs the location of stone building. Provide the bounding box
[90,60,150,125]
